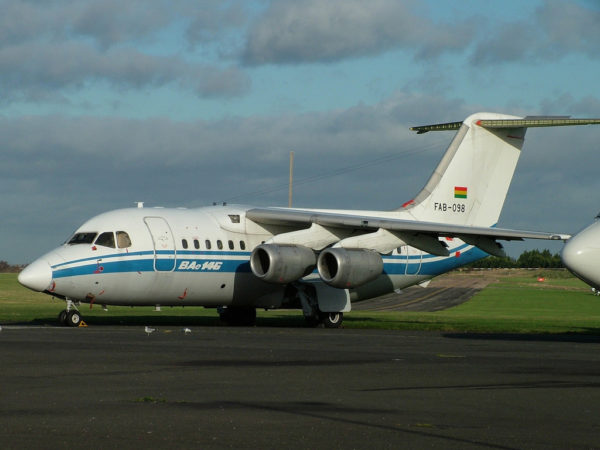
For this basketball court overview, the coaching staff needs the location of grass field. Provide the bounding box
[2,271,600,333]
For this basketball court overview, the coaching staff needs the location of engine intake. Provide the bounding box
[250,244,316,284]
[317,248,383,289]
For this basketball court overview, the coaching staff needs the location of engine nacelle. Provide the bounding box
[250,244,317,284]
[317,248,383,289]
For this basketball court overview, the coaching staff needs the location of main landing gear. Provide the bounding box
[297,285,344,329]
[304,311,344,328]
[58,299,83,327]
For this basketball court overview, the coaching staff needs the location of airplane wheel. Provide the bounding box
[66,310,82,327]
[58,310,68,326]
[320,312,343,329]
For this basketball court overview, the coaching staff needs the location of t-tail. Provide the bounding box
[401,113,600,227]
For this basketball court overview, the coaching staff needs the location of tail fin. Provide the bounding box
[401,113,600,227]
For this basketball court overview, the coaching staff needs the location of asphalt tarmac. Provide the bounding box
[1,326,600,449]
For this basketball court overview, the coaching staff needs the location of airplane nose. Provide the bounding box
[561,223,600,287]
[560,242,583,274]
[18,258,53,292]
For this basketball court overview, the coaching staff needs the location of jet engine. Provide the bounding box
[250,244,316,284]
[317,248,383,289]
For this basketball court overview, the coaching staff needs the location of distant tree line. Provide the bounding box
[0,261,26,273]
[465,249,563,269]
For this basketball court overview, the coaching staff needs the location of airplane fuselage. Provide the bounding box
[23,204,485,310]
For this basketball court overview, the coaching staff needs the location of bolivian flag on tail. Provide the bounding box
[454,186,467,199]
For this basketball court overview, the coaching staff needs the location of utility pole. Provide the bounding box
[288,151,294,207]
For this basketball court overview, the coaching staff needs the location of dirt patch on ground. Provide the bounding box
[353,269,570,312]
[424,270,500,289]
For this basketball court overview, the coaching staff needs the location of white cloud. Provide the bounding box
[471,0,600,65]
[0,42,250,101]
[243,0,473,64]
[0,0,251,102]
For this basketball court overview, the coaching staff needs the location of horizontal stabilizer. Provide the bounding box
[410,121,462,134]
[478,117,600,129]
[411,116,600,134]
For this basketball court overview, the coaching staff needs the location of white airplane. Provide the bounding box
[18,112,600,328]
[561,214,600,289]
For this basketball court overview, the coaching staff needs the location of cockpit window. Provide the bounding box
[68,232,97,245]
[95,232,115,248]
[116,231,132,248]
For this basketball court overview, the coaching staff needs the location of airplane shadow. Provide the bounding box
[16,316,600,337]
[25,314,308,328]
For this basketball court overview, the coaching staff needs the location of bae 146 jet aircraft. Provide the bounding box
[18,112,600,327]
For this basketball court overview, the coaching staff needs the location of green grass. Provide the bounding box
[343,272,600,333]
[2,271,600,333]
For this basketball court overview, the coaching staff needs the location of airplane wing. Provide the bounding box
[246,207,569,257]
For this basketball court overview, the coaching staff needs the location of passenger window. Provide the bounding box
[240,241,246,250]
[228,240,234,250]
[217,240,223,250]
[205,240,211,250]
[182,239,188,249]
[116,231,132,248]
[95,232,115,248]
[194,239,200,249]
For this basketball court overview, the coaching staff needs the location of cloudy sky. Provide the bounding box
[3,0,600,264]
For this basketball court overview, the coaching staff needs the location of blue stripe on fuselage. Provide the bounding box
[382,245,487,277]
[51,246,487,280]
[52,251,253,278]
[53,258,155,278]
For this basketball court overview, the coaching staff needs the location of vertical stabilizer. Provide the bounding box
[401,113,526,227]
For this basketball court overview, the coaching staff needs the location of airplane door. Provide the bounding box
[402,245,422,275]
[144,217,176,272]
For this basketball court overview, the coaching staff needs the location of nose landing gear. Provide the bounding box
[58,299,83,327]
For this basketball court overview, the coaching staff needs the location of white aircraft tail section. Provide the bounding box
[402,113,600,227]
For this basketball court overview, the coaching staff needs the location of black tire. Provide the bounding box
[320,312,343,328]
[66,310,82,327]
[58,310,68,326]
